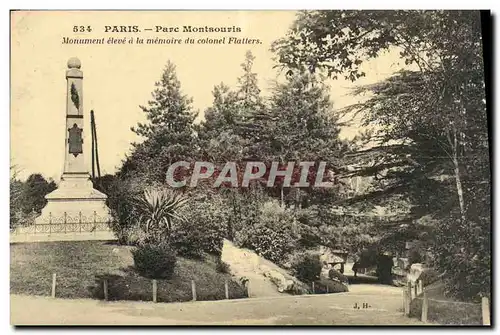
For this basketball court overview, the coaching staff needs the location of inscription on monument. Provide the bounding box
[68,123,83,157]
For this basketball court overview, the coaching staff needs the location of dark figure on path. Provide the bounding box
[352,262,360,277]
[376,254,394,285]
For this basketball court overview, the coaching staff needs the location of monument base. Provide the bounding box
[35,173,112,225]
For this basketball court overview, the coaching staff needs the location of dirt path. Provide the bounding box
[220,240,282,297]
[10,293,424,325]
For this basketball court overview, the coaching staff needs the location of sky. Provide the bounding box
[11,11,407,182]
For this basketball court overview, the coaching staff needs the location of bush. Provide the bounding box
[10,210,37,229]
[314,278,349,294]
[418,268,440,287]
[105,177,143,244]
[434,210,491,301]
[172,197,228,258]
[289,251,322,283]
[408,248,423,265]
[328,268,349,284]
[234,200,300,265]
[132,243,177,279]
[216,260,231,274]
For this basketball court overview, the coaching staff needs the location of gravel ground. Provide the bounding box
[11,290,426,326]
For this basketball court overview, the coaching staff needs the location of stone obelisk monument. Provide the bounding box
[35,57,111,225]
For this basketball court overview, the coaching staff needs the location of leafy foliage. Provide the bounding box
[22,174,57,214]
[289,251,322,282]
[10,171,56,229]
[234,201,300,265]
[134,187,189,244]
[328,268,349,284]
[273,10,490,299]
[102,176,143,244]
[216,260,231,274]
[132,243,177,279]
[171,196,228,258]
[122,61,199,183]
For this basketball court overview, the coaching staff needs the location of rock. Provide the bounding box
[396,257,410,270]
[239,276,249,287]
[112,248,119,254]
[328,268,348,285]
[264,270,295,293]
[407,263,425,283]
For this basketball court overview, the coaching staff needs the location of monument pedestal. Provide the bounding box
[35,173,111,225]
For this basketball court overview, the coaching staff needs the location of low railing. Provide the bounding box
[35,211,111,225]
[12,222,112,235]
[11,211,114,235]
[403,279,490,326]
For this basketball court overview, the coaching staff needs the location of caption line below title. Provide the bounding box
[62,36,263,45]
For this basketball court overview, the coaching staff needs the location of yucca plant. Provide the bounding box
[134,187,189,244]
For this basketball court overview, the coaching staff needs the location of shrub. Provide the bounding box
[172,197,228,258]
[418,268,440,287]
[134,187,189,244]
[328,268,349,284]
[408,248,423,264]
[234,200,300,265]
[289,251,322,283]
[105,176,189,246]
[105,177,143,244]
[434,209,491,301]
[10,210,37,229]
[314,278,349,294]
[216,260,231,274]
[132,243,177,279]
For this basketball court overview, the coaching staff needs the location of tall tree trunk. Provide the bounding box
[280,184,284,208]
[450,126,466,221]
[295,189,302,209]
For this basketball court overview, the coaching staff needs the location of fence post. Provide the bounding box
[51,273,57,298]
[402,289,407,315]
[103,279,108,301]
[482,297,491,326]
[64,212,67,233]
[224,280,229,299]
[152,280,157,303]
[414,281,418,297]
[421,291,428,323]
[49,212,52,235]
[407,281,412,301]
[191,280,197,301]
[326,284,329,294]
[79,212,82,233]
[404,289,411,316]
[93,211,97,234]
[418,280,423,295]
[312,282,315,294]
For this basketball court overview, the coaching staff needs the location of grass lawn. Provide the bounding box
[409,281,483,325]
[10,241,247,303]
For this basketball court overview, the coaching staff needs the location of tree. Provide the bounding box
[10,166,24,228]
[199,51,266,160]
[263,71,347,207]
[134,187,189,244]
[232,51,268,159]
[273,10,490,299]
[197,52,267,236]
[198,83,245,163]
[22,173,57,214]
[122,61,199,183]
